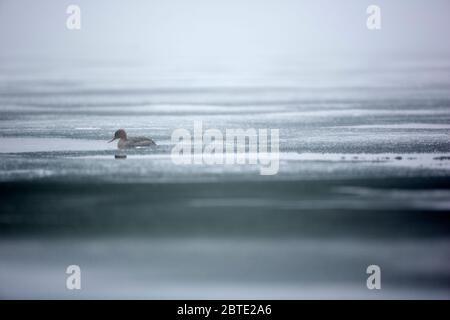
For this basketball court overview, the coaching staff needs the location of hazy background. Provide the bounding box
[1,0,450,62]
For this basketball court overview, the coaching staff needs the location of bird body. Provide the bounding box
[109,129,156,149]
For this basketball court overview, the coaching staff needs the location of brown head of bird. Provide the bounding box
[108,129,127,143]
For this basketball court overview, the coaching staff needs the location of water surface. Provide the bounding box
[1,56,449,299]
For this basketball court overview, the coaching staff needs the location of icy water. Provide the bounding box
[0,56,450,299]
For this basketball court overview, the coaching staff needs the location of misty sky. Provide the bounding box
[0,0,449,62]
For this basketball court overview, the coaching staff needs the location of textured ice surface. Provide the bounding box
[1,56,449,299]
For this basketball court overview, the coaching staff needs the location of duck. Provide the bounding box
[108,129,156,149]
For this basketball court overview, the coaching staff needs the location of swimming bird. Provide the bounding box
[108,129,156,149]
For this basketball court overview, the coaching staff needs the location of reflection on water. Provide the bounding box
[1,237,449,299]
[0,137,115,153]
[0,56,450,298]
